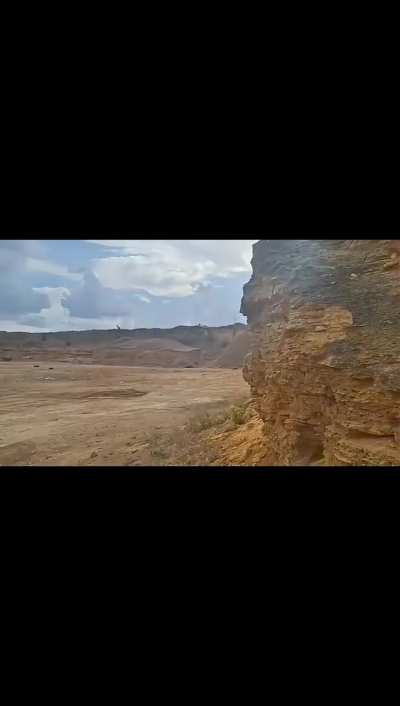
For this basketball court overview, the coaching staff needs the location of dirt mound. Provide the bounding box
[209,330,253,368]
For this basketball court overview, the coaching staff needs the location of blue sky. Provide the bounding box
[0,238,257,332]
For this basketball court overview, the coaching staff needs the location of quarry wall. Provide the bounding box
[241,239,400,466]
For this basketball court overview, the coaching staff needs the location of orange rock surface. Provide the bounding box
[241,239,400,466]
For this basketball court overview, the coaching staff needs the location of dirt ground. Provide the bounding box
[0,362,249,467]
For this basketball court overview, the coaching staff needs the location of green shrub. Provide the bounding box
[187,413,216,433]
[186,401,251,434]
[230,403,249,427]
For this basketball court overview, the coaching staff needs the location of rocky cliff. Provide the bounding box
[241,239,400,466]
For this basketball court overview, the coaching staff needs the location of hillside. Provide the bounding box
[209,328,253,369]
[0,323,250,368]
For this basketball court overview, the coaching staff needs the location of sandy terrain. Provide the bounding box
[0,362,249,467]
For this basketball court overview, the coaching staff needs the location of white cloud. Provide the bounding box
[88,239,257,298]
[33,286,71,303]
[26,257,83,281]
[0,238,259,332]
[22,285,137,332]
[28,287,71,329]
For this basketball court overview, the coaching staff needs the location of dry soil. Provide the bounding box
[0,362,249,467]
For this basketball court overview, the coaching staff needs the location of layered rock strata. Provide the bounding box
[241,239,400,466]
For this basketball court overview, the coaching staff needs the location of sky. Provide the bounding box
[0,238,258,332]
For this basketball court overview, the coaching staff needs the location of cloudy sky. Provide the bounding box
[0,238,258,332]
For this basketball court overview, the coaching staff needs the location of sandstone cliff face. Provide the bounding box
[241,239,400,466]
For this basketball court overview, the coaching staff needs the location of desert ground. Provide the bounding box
[0,362,249,467]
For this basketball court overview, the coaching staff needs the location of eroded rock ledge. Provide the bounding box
[241,239,400,466]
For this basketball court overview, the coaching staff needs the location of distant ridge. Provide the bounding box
[0,324,251,369]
